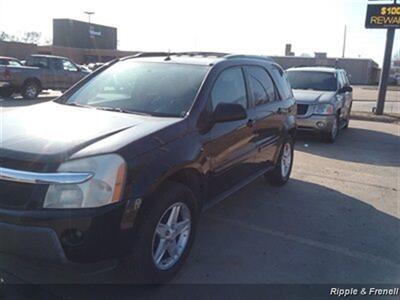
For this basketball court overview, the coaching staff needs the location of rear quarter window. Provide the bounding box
[270,65,293,100]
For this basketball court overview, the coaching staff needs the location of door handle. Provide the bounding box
[246,119,255,128]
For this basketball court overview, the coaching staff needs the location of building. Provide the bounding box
[53,19,117,50]
[0,40,37,60]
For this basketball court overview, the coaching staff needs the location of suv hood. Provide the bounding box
[0,102,181,166]
[293,89,336,103]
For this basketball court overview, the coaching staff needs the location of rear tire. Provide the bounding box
[122,181,199,283]
[21,80,40,100]
[265,137,294,186]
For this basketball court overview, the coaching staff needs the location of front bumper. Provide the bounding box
[297,114,335,132]
[0,201,138,265]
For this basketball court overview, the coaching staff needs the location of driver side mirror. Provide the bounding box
[339,86,353,93]
[212,103,247,123]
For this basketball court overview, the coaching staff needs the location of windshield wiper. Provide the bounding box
[64,102,95,109]
[94,106,152,116]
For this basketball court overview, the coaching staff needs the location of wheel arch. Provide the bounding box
[156,167,206,209]
[22,77,42,90]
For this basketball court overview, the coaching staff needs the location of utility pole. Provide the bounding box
[342,25,347,58]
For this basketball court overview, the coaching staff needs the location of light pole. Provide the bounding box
[84,11,95,25]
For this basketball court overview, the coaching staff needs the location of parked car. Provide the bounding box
[0,53,296,283]
[0,54,91,99]
[286,67,353,142]
[388,74,400,86]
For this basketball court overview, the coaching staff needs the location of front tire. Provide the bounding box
[122,181,199,283]
[21,81,40,100]
[265,137,294,186]
[321,114,339,143]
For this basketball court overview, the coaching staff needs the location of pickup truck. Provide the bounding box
[0,54,91,99]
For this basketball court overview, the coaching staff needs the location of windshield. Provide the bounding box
[286,71,338,91]
[63,60,210,117]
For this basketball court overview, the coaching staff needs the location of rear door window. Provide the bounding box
[246,66,278,106]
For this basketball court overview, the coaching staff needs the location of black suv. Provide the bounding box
[0,53,296,282]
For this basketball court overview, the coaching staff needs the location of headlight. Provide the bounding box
[44,154,126,209]
[314,103,334,115]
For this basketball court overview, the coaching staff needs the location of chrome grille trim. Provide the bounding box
[0,167,93,185]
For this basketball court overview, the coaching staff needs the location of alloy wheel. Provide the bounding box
[26,84,38,99]
[281,142,292,178]
[151,202,191,270]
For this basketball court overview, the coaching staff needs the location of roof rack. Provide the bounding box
[121,52,275,63]
[175,52,229,57]
[121,52,171,60]
[225,54,274,62]
[292,65,339,69]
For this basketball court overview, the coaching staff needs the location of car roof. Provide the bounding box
[30,54,69,60]
[0,56,20,61]
[287,66,340,73]
[120,52,275,67]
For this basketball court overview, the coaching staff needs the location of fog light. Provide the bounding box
[62,229,84,246]
[316,121,326,128]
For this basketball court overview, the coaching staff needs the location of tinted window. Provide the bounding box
[65,60,209,117]
[0,59,7,65]
[246,66,277,106]
[211,67,247,109]
[287,71,338,92]
[270,66,293,100]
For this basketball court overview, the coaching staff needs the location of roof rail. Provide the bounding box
[121,52,171,60]
[292,65,339,69]
[225,54,274,62]
[175,52,229,57]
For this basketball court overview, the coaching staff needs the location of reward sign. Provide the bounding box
[365,4,400,28]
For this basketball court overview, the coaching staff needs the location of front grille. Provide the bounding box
[297,104,309,116]
[0,157,51,209]
[0,180,48,210]
[0,157,48,172]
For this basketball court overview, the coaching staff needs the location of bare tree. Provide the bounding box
[0,31,19,42]
[0,31,42,44]
[20,31,41,44]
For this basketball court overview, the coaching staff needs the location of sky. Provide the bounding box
[0,0,399,66]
